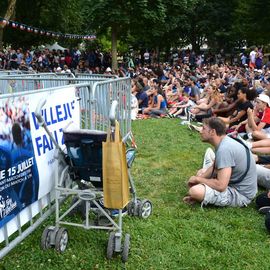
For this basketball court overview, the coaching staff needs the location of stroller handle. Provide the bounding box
[109,100,118,127]
[35,98,46,126]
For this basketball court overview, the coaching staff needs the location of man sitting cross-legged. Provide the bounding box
[183,117,257,207]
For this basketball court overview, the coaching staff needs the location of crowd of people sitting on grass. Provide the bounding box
[3,45,270,231]
[126,57,270,233]
[130,62,270,122]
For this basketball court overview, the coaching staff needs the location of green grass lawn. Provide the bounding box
[1,119,269,270]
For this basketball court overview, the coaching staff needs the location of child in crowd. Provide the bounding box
[168,93,195,118]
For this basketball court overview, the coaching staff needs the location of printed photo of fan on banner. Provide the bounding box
[0,96,39,227]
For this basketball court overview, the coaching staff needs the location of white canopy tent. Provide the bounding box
[45,42,67,51]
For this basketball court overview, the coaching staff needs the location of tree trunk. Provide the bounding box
[0,28,4,50]
[0,0,17,50]
[191,37,200,54]
[156,46,160,63]
[111,24,118,71]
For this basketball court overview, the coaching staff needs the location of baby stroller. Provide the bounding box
[35,99,152,262]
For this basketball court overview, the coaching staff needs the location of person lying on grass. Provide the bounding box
[183,117,257,207]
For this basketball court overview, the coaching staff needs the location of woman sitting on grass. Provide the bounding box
[164,78,183,106]
[190,84,222,121]
[143,86,167,118]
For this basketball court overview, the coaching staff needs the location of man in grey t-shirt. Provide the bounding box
[183,117,257,207]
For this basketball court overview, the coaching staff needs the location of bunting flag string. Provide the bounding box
[0,17,96,40]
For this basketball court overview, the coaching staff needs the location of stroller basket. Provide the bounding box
[63,129,107,188]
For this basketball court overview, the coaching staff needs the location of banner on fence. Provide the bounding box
[0,86,80,229]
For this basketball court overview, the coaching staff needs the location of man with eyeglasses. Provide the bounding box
[183,117,257,207]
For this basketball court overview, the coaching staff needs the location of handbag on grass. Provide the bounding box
[102,120,129,209]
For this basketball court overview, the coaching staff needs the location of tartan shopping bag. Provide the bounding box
[102,121,129,209]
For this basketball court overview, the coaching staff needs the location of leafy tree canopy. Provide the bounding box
[0,0,270,53]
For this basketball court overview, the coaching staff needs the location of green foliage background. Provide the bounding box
[1,0,270,51]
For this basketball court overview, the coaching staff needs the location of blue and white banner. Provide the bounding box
[0,86,80,229]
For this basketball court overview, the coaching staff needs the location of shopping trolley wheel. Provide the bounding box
[138,199,153,219]
[121,233,131,263]
[55,227,68,253]
[107,232,115,259]
[41,226,53,250]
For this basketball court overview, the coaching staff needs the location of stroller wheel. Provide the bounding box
[107,232,115,259]
[121,233,131,263]
[55,227,68,253]
[41,226,53,250]
[138,199,153,219]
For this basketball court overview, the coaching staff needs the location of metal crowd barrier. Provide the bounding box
[0,70,36,76]
[75,73,118,79]
[0,73,129,132]
[0,72,118,94]
[0,72,75,78]
[89,78,132,136]
[0,73,77,92]
[0,77,131,258]
[0,75,113,94]
[0,72,51,77]
[0,76,118,122]
[0,72,115,79]
[0,71,116,79]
